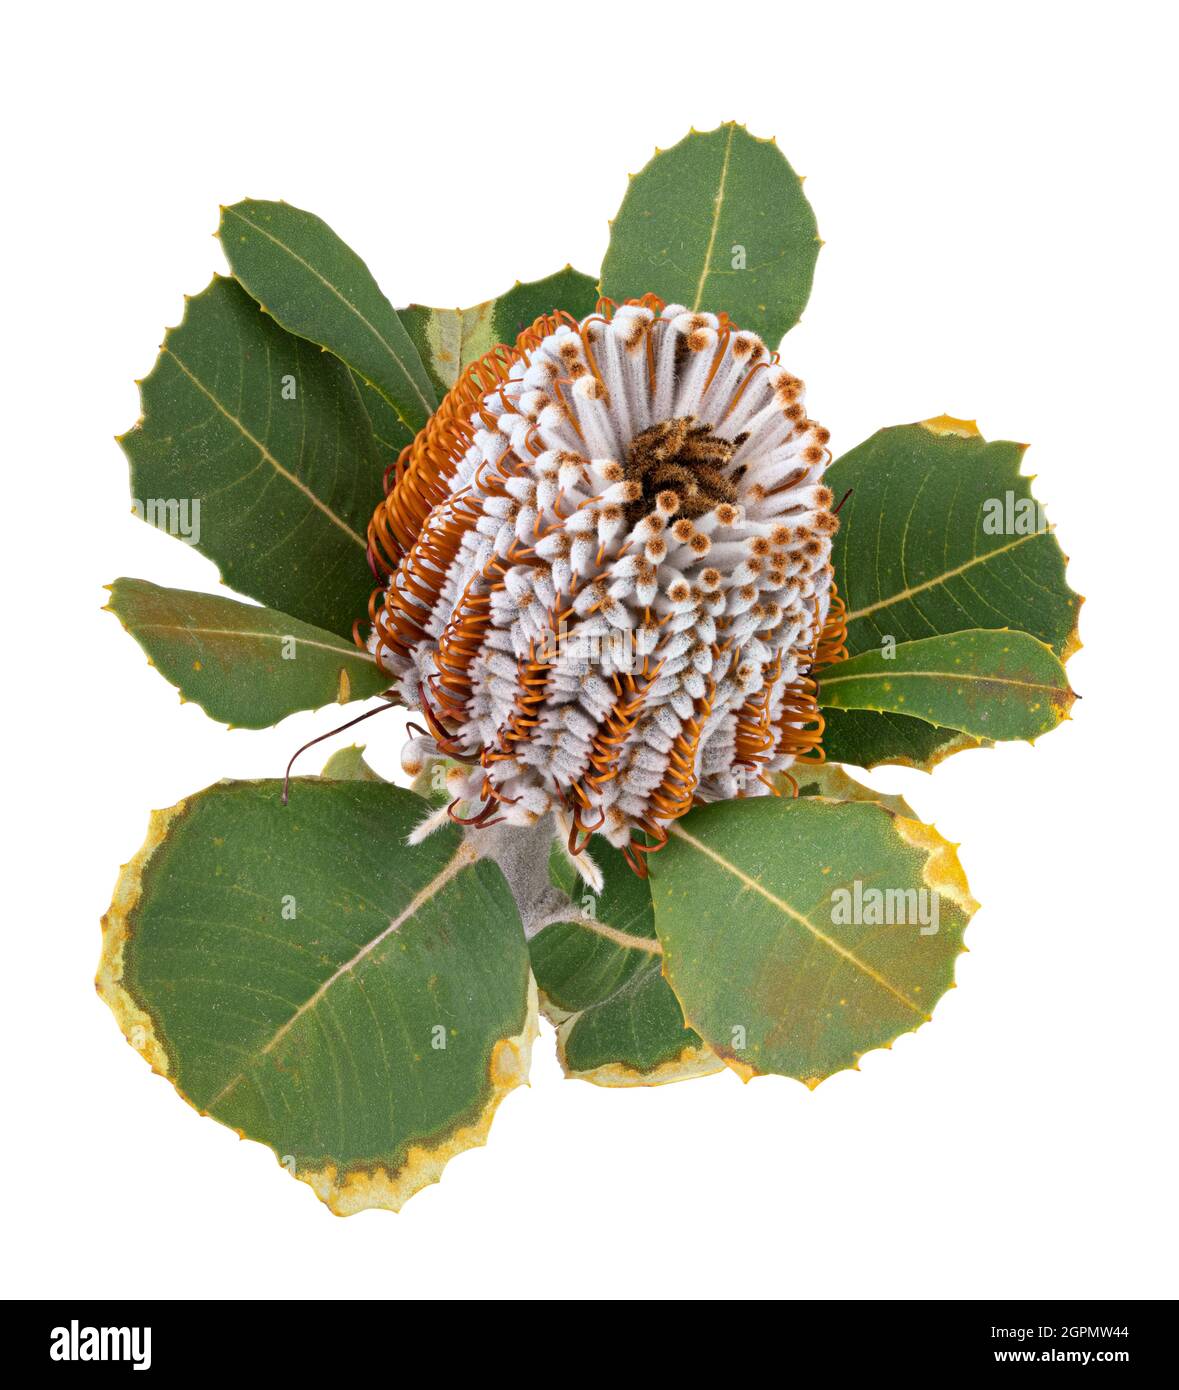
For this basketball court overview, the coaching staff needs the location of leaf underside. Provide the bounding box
[401,267,599,398]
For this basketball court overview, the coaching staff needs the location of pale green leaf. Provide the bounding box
[651,798,976,1086]
[106,578,388,728]
[401,267,598,397]
[319,744,383,781]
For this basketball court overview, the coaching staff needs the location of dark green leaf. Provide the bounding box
[220,200,436,431]
[121,275,386,639]
[98,780,534,1215]
[821,710,987,774]
[600,123,819,344]
[789,762,916,818]
[349,370,415,460]
[824,418,1082,769]
[530,842,720,1084]
[818,630,1074,741]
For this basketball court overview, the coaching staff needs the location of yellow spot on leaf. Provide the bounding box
[920,414,981,438]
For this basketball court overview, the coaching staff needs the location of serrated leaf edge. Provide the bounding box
[98,791,537,1217]
[299,976,538,1216]
[660,803,977,1089]
[97,801,185,1080]
[101,581,386,730]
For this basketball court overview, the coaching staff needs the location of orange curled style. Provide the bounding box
[358,296,844,867]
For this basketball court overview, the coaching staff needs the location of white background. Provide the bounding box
[3,0,1176,1301]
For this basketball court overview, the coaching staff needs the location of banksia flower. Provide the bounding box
[365,298,847,873]
[103,131,1077,1216]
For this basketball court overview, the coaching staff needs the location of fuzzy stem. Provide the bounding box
[467,816,572,940]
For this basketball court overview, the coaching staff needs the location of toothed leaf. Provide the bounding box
[600,123,819,344]
[219,199,436,431]
[106,578,389,728]
[650,799,976,1086]
[822,711,989,772]
[98,780,533,1215]
[349,369,415,459]
[824,420,1082,769]
[121,276,385,639]
[819,629,1074,741]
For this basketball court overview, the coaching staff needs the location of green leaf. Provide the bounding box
[818,630,1074,742]
[600,123,820,344]
[530,842,721,1085]
[320,744,383,781]
[121,275,387,639]
[790,763,916,819]
[219,199,436,431]
[98,780,535,1216]
[349,370,415,460]
[821,710,988,773]
[651,798,976,1087]
[824,418,1083,769]
[106,578,389,729]
[401,267,599,397]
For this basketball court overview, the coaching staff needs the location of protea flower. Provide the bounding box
[365,296,847,874]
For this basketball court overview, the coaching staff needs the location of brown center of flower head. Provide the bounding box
[621,416,745,526]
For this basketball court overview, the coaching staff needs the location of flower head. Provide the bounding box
[366,298,845,872]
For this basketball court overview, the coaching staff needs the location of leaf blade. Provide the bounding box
[121,275,387,639]
[829,421,1081,658]
[823,419,1082,769]
[98,780,534,1215]
[651,798,976,1086]
[818,629,1074,741]
[531,842,721,1085]
[600,123,820,344]
[220,199,437,431]
[106,578,389,728]
[401,266,598,396]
